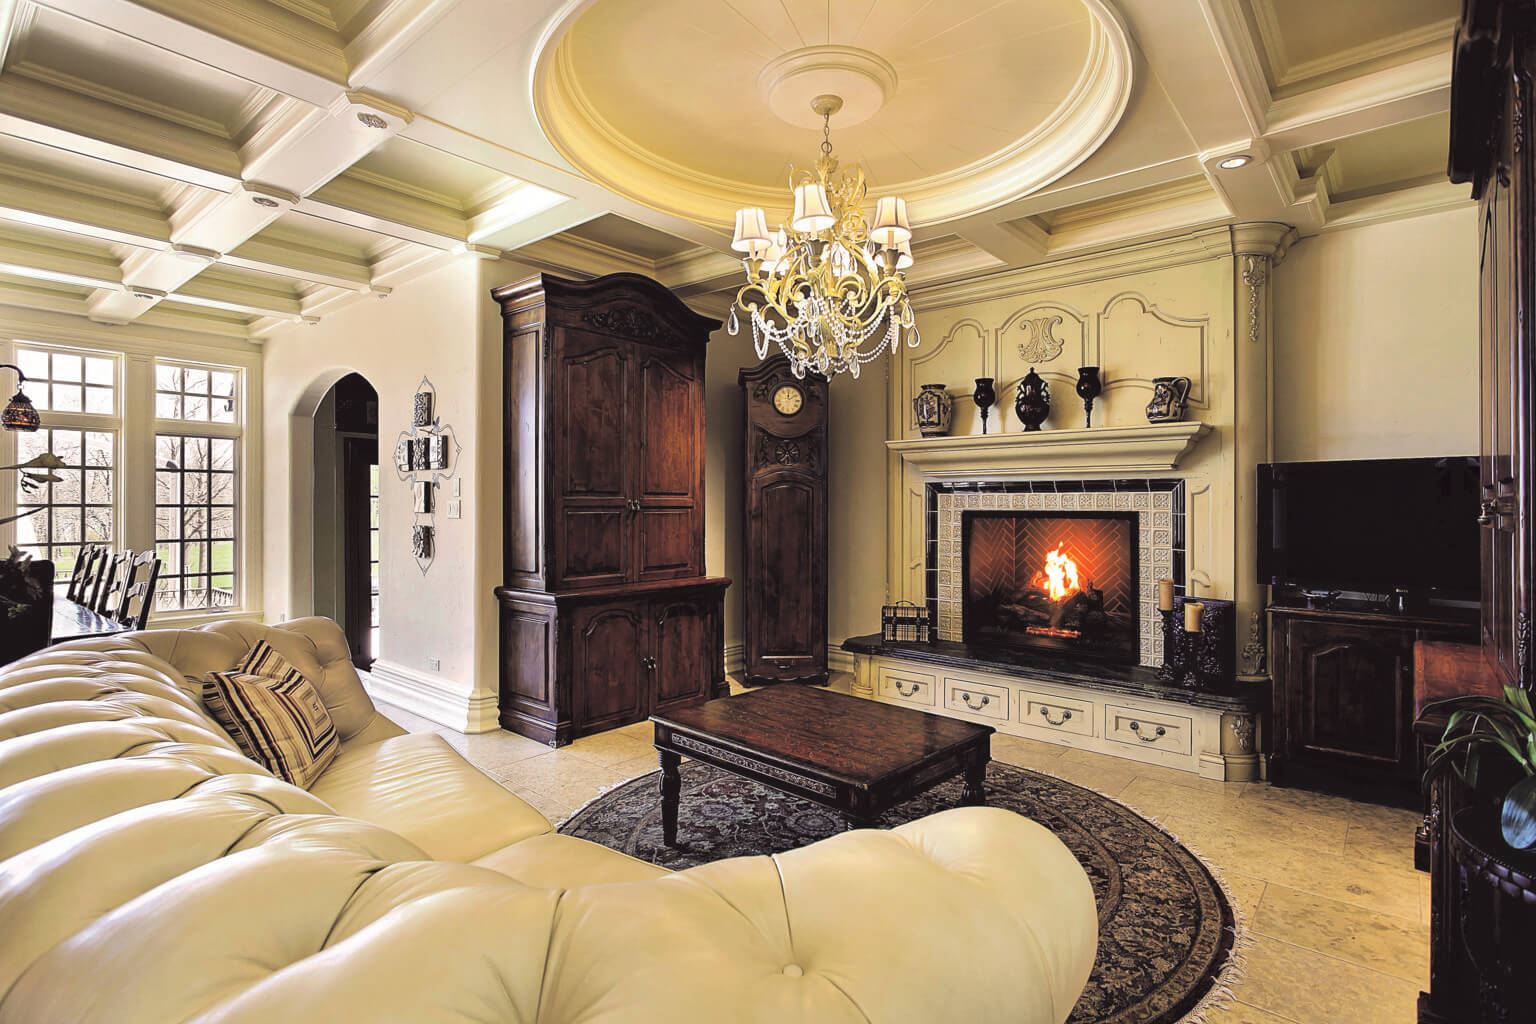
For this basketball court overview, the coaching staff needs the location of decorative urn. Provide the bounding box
[913,383,954,437]
[1145,376,1193,423]
[1014,368,1051,431]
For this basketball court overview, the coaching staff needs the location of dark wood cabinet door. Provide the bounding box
[554,330,630,589]
[569,602,648,732]
[749,473,826,668]
[653,598,714,709]
[634,346,703,581]
[1288,621,1414,775]
[1479,62,1533,692]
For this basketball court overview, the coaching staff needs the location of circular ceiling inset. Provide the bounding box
[533,0,1134,230]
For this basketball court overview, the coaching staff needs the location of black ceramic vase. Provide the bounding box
[1075,366,1102,427]
[972,377,996,434]
[1014,368,1050,431]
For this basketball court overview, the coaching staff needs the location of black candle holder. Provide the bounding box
[1156,607,1184,683]
[1168,597,1236,692]
[972,377,996,435]
[1075,366,1102,428]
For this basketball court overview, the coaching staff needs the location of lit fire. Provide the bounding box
[1033,544,1081,603]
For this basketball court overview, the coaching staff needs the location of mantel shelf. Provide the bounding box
[885,421,1212,477]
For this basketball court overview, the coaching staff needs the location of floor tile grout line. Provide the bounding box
[1249,933,1427,989]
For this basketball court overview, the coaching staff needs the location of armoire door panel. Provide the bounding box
[558,510,628,586]
[558,335,630,499]
[636,508,698,580]
[1295,627,1411,768]
[570,603,648,730]
[636,350,699,500]
[654,599,712,708]
[753,478,819,657]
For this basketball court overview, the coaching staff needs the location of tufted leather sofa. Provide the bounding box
[0,618,1098,1023]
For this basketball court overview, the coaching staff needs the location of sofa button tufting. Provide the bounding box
[782,964,804,977]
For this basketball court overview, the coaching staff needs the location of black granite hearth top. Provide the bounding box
[841,634,1267,713]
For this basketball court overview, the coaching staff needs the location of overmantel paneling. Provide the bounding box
[884,225,1291,677]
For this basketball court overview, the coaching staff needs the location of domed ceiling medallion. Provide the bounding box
[532,0,1135,231]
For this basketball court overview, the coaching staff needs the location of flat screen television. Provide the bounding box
[1257,456,1481,598]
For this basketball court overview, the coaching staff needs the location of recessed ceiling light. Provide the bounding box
[251,196,280,208]
[1218,155,1253,169]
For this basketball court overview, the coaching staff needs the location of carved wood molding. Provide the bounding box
[582,305,661,342]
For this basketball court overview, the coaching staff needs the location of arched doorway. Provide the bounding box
[311,373,379,669]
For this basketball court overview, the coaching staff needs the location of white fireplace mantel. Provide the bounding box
[885,422,1212,478]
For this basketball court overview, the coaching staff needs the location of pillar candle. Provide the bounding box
[1184,601,1204,632]
[1157,578,1175,612]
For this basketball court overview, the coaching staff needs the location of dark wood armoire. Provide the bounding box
[737,357,829,687]
[492,272,729,747]
[1417,3,1536,1021]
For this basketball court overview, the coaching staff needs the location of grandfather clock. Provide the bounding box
[739,357,829,687]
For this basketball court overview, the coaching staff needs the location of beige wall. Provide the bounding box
[1272,207,1479,461]
[829,371,889,646]
[705,329,746,653]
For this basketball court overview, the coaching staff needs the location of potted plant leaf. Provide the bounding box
[1424,685,1536,850]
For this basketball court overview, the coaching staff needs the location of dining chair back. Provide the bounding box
[64,546,99,603]
[115,550,162,631]
[94,550,132,617]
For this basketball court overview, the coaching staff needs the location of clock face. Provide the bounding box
[772,385,804,416]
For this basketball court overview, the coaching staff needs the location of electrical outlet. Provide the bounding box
[447,499,462,519]
[427,658,441,672]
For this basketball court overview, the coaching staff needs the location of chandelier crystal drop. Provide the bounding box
[728,95,919,380]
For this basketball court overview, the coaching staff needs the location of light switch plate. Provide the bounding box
[427,658,441,672]
[447,499,462,519]
[452,479,460,497]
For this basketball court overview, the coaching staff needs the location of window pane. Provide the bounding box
[85,386,113,414]
[211,400,235,424]
[155,433,238,613]
[17,349,46,379]
[52,353,80,382]
[211,371,235,397]
[52,384,81,412]
[156,365,181,391]
[85,357,113,385]
[184,368,209,394]
[13,426,115,570]
[155,362,238,423]
[156,394,182,420]
[184,395,208,421]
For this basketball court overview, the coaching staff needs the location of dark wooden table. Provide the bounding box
[50,599,130,643]
[650,685,993,847]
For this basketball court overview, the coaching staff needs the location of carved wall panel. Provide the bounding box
[904,318,987,436]
[1095,292,1210,426]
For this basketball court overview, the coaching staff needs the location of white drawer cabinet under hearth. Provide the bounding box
[848,644,1263,782]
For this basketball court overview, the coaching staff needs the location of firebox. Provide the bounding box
[961,511,1140,663]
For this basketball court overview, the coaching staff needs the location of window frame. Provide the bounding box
[152,357,245,615]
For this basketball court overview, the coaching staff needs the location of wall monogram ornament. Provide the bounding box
[1240,255,1268,345]
[1016,315,1065,363]
[393,376,462,575]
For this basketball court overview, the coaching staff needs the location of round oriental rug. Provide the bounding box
[560,760,1239,1024]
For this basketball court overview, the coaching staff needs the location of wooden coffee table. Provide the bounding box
[650,685,993,847]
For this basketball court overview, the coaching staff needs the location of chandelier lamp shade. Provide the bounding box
[0,364,39,432]
[728,94,920,380]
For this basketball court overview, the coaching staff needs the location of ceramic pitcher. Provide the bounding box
[1145,376,1193,423]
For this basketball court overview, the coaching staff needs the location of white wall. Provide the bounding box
[264,257,499,728]
[1272,207,1480,461]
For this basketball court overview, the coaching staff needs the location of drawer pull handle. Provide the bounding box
[1038,707,1074,727]
[894,681,920,697]
[1129,720,1166,743]
[960,692,991,711]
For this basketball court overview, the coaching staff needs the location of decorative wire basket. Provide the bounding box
[882,600,933,643]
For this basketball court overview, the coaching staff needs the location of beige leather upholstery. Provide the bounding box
[0,619,1098,1023]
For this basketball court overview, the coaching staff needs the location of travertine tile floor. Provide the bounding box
[376,672,1426,1024]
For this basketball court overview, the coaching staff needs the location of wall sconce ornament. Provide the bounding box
[393,376,461,575]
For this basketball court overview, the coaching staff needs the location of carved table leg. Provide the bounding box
[960,748,988,807]
[659,749,681,847]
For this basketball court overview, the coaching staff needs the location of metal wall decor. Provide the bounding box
[393,376,461,575]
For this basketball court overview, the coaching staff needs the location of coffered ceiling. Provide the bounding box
[0,0,1468,342]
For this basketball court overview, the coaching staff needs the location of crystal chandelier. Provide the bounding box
[728,95,918,380]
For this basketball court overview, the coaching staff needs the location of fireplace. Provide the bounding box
[961,510,1140,663]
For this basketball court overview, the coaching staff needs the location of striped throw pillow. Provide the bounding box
[235,639,303,682]
[202,671,339,788]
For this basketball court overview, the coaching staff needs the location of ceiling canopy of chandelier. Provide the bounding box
[729,95,918,380]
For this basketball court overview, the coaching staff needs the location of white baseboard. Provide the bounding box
[366,659,498,734]
[827,645,856,673]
